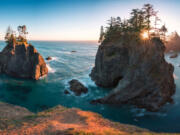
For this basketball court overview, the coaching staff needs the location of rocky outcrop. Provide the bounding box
[90,38,175,111]
[0,41,48,80]
[64,89,70,94]
[46,56,52,61]
[0,103,154,135]
[0,102,33,120]
[71,50,77,53]
[170,53,178,58]
[68,79,88,96]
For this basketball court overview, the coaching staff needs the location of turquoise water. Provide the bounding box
[0,41,179,133]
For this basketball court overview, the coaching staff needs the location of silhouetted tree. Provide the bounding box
[172,31,180,40]
[17,25,28,40]
[129,9,139,31]
[143,4,156,35]
[98,26,105,43]
[137,10,146,31]
[116,17,121,27]
[100,3,164,43]
[160,24,167,41]
[5,26,13,41]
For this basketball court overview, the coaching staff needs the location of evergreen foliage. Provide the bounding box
[4,25,28,44]
[99,3,165,43]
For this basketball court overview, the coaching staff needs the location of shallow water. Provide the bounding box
[0,41,179,132]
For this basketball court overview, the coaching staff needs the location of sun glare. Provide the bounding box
[141,31,149,40]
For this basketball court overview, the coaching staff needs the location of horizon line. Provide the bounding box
[0,39,98,42]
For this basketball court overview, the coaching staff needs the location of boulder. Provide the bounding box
[0,40,48,80]
[68,79,88,96]
[46,56,52,61]
[64,90,70,95]
[71,51,77,53]
[170,53,178,58]
[90,38,175,111]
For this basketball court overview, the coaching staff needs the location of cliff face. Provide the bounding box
[0,102,178,135]
[0,41,48,80]
[90,38,175,111]
[0,102,152,135]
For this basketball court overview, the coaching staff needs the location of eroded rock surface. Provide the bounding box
[0,102,33,120]
[69,79,88,96]
[90,38,175,111]
[0,103,151,135]
[0,41,48,80]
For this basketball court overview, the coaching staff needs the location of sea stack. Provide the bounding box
[0,37,48,80]
[90,37,175,111]
[68,79,88,96]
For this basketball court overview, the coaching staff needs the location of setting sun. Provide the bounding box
[142,31,149,39]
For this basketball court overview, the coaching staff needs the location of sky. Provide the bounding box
[0,0,179,41]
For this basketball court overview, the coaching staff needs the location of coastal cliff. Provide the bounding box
[90,38,175,111]
[0,40,48,80]
[0,102,176,135]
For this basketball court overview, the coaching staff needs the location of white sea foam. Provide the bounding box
[51,57,58,61]
[135,112,145,117]
[47,64,56,73]
[173,74,178,79]
[56,50,71,54]
[39,74,47,79]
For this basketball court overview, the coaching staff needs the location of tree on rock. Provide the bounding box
[143,4,156,36]
[17,25,28,42]
[5,26,15,43]
[129,9,140,31]
[98,26,105,43]
[160,24,168,41]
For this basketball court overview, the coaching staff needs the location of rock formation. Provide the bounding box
[0,102,154,135]
[0,40,48,80]
[64,90,70,94]
[71,50,77,53]
[46,56,52,61]
[68,79,88,96]
[90,38,175,111]
[169,53,178,58]
[0,102,33,120]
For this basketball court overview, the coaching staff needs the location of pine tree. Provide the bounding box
[17,25,28,40]
[160,24,168,41]
[5,26,13,41]
[129,9,139,31]
[98,26,104,43]
[143,4,156,35]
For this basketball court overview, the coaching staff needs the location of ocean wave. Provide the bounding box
[47,64,56,73]
[56,50,71,54]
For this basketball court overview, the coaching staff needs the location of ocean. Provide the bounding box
[0,41,179,132]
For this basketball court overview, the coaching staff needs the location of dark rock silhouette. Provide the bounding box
[68,79,88,96]
[169,53,178,58]
[71,51,76,53]
[64,90,70,95]
[0,41,48,80]
[90,38,175,111]
[46,56,52,61]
